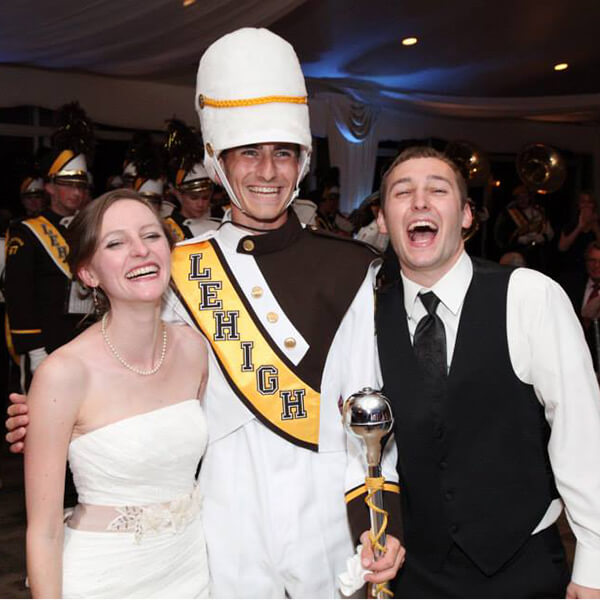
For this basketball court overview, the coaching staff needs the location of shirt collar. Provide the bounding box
[42,209,73,228]
[401,251,473,318]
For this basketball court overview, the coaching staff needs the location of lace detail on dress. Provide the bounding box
[107,485,203,543]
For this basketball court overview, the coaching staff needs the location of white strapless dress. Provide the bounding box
[63,400,209,599]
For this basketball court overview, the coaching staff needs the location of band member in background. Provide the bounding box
[163,119,219,241]
[494,184,553,272]
[19,175,47,218]
[5,103,95,392]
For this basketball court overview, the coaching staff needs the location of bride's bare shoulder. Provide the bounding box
[34,325,101,390]
[168,322,207,361]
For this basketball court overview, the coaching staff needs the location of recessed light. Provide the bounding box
[183,0,196,6]
[554,62,568,71]
[402,37,418,46]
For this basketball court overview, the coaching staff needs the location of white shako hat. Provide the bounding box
[20,177,45,196]
[47,150,89,185]
[134,176,164,201]
[195,27,312,210]
[122,160,138,183]
[176,162,213,193]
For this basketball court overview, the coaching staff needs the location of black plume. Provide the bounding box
[163,118,203,180]
[127,131,162,180]
[51,101,95,161]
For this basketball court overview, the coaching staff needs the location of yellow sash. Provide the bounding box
[22,216,71,277]
[171,239,320,451]
[164,217,186,242]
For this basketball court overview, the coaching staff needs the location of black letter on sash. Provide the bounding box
[257,365,279,395]
[199,281,222,310]
[280,389,307,420]
[240,341,254,372]
[213,311,240,341]
[188,253,211,281]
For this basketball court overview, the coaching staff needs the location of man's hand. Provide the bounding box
[359,531,405,584]
[567,582,600,598]
[5,392,29,453]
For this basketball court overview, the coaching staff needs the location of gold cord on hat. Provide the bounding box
[198,94,307,109]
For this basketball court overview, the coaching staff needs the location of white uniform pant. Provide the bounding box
[199,420,354,598]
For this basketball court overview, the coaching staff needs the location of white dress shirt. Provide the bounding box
[398,251,600,588]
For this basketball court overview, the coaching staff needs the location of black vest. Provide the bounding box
[376,258,558,575]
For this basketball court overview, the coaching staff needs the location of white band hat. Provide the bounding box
[47,150,89,185]
[176,162,213,193]
[195,27,312,210]
[134,176,164,201]
[20,177,45,196]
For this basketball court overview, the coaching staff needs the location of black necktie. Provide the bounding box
[413,292,447,382]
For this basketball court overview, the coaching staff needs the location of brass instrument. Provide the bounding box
[444,141,491,242]
[516,143,566,194]
[445,141,490,187]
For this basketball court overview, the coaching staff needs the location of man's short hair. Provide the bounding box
[585,240,600,259]
[379,146,468,209]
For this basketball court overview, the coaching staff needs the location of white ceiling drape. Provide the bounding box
[0,1,306,78]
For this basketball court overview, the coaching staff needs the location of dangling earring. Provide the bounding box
[92,287,100,314]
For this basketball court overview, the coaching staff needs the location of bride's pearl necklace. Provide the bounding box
[101,312,167,376]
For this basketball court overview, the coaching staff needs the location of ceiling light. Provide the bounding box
[402,37,418,46]
[554,63,568,71]
[183,0,196,6]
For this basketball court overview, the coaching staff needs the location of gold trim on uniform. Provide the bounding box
[171,240,320,449]
[11,328,43,334]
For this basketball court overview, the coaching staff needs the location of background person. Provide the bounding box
[5,119,94,393]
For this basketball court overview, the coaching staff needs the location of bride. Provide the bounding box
[24,189,209,598]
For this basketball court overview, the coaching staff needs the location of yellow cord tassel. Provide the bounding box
[365,476,393,597]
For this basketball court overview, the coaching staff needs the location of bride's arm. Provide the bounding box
[24,353,84,599]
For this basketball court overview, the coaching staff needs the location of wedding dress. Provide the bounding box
[62,399,209,598]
